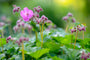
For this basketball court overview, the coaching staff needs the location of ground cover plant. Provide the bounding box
[0,5,90,60]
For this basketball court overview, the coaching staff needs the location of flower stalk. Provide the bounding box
[74,31,78,49]
[22,41,24,60]
[41,23,44,48]
[40,23,44,48]
[82,31,84,48]
[35,31,38,43]
[71,33,73,48]
[65,21,69,32]
[22,28,25,60]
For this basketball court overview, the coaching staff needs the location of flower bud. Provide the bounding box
[33,7,37,11]
[36,9,40,13]
[79,27,82,31]
[17,19,22,24]
[33,6,43,13]
[67,13,73,17]
[24,37,26,41]
[36,19,42,24]
[40,8,43,11]
[13,5,20,14]
[70,29,75,33]
[38,6,40,8]
[45,17,48,21]
[63,16,68,21]
[8,36,11,40]
[46,20,52,23]
[82,26,86,31]
[41,15,45,19]
[17,23,21,27]
[19,37,24,43]
[6,36,11,41]
[36,14,39,18]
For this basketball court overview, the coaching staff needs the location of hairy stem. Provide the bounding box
[74,31,78,49]
[22,42,24,60]
[82,31,84,48]
[35,31,38,43]
[22,28,25,60]
[65,21,69,32]
[41,23,44,48]
[71,33,73,48]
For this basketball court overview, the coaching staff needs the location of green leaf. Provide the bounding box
[52,56,63,60]
[43,41,60,53]
[30,48,49,59]
[0,53,5,59]
[0,38,6,47]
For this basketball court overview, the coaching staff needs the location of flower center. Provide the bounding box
[25,13,29,17]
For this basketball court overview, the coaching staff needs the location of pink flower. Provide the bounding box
[67,13,73,17]
[20,7,33,22]
[70,29,76,33]
[63,16,68,21]
[82,26,86,31]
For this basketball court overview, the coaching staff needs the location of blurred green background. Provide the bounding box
[0,0,90,36]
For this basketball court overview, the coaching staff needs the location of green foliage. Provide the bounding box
[43,41,60,53]
[29,48,49,59]
[0,38,6,47]
[61,46,81,60]
[52,56,63,60]
[0,53,5,60]
[0,28,90,59]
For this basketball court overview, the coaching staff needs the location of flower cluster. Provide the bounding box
[70,27,76,33]
[34,6,43,13]
[33,6,43,21]
[77,24,86,31]
[13,19,32,33]
[63,13,76,23]
[13,5,20,14]
[33,6,44,22]
[36,15,51,24]
[16,37,29,46]
[70,24,86,33]
[81,51,90,60]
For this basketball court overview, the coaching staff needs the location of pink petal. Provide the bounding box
[28,10,33,18]
[23,17,29,22]
[23,7,29,13]
[20,10,25,18]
